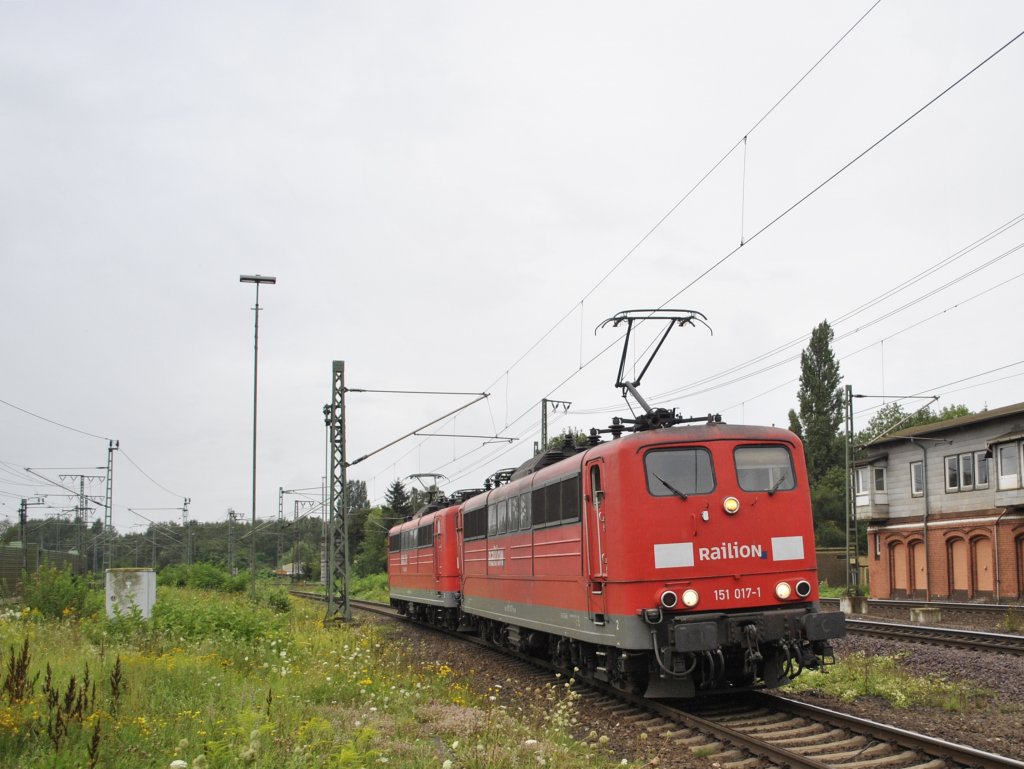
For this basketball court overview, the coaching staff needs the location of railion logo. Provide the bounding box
[653,536,804,569]
[698,542,766,561]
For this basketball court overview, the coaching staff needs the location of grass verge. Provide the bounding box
[784,651,993,711]
[2,583,637,769]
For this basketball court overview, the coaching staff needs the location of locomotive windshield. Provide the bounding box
[644,448,715,497]
[734,445,796,492]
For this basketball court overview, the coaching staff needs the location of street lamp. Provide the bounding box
[240,273,277,599]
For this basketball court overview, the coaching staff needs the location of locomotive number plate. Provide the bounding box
[713,586,761,601]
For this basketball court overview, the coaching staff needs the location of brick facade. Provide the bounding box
[859,403,1024,604]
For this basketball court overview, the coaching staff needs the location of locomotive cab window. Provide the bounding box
[644,448,715,497]
[734,445,796,492]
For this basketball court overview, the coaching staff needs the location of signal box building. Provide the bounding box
[857,402,1024,603]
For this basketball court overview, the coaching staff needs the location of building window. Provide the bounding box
[959,453,974,490]
[874,532,881,559]
[997,442,1021,491]
[873,466,887,492]
[975,452,990,489]
[854,466,869,495]
[910,461,924,497]
[945,455,959,492]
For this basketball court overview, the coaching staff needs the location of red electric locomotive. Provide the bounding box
[388,310,845,697]
[387,502,462,628]
[458,420,844,697]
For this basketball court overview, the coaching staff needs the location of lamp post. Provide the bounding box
[240,273,277,599]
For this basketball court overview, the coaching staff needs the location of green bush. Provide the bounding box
[158,562,242,591]
[350,572,389,602]
[20,565,100,619]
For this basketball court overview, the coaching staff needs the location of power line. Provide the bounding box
[0,397,112,441]
[475,3,882,398]
[119,449,185,499]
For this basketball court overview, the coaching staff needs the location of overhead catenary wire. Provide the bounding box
[474,2,884,400]
[474,26,1024,442]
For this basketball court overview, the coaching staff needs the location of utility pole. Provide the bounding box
[844,384,855,593]
[292,499,315,581]
[59,473,102,574]
[277,487,285,572]
[227,508,237,575]
[18,497,46,571]
[103,440,119,572]
[181,498,192,565]
[540,398,572,451]
[19,500,27,570]
[240,273,277,600]
[325,360,351,623]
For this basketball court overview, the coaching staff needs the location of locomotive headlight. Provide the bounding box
[660,590,678,609]
[795,580,812,598]
[723,496,740,514]
[775,581,793,600]
[681,589,700,608]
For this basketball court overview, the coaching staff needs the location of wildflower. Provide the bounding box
[170,761,188,769]
[599,735,610,745]
[442,761,453,769]
[451,740,460,750]
[524,740,539,747]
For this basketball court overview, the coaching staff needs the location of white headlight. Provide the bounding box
[775,581,793,600]
[681,589,699,608]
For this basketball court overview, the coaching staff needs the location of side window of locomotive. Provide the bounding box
[560,475,581,523]
[487,503,498,537]
[464,507,487,540]
[519,492,531,530]
[531,486,547,527]
[496,499,509,535]
[645,448,715,497]
[734,445,796,492]
[389,534,400,552]
[418,522,433,548]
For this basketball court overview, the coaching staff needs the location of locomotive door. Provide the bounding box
[584,459,608,623]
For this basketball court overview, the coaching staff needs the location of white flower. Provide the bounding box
[442,761,453,769]
[170,761,188,769]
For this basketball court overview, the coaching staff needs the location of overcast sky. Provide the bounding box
[2,1,1023,536]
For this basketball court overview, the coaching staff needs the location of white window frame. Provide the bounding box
[873,466,887,492]
[997,442,1021,491]
[959,452,974,491]
[854,466,870,495]
[974,451,990,490]
[944,455,959,493]
[910,460,924,497]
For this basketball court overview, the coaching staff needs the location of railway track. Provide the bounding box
[679,692,1024,769]
[290,591,1024,769]
[820,597,1023,618]
[846,619,1024,655]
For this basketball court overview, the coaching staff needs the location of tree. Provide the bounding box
[352,479,411,577]
[385,479,412,521]
[858,402,972,446]
[791,320,844,484]
[352,507,389,577]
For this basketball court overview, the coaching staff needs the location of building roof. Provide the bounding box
[867,401,1024,446]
